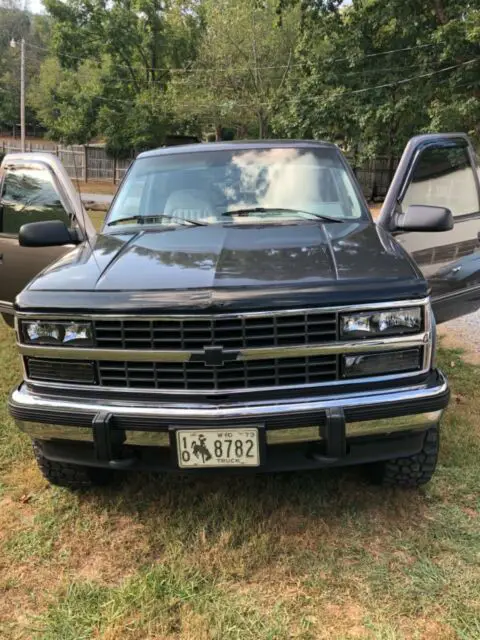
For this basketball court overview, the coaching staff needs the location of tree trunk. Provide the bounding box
[432,0,448,25]
[236,124,248,139]
[215,125,222,141]
[258,113,268,139]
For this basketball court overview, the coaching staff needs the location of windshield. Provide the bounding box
[105,146,368,228]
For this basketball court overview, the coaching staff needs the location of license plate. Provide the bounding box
[176,428,260,468]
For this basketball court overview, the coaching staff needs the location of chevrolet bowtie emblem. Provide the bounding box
[190,346,239,367]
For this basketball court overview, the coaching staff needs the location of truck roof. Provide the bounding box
[137,139,338,159]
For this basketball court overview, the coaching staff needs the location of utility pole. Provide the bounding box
[20,37,25,152]
[10,37,26,151]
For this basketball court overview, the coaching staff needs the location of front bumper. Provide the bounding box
[9,370,449,472]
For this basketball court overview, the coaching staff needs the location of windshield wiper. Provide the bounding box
[107,214,207,227]
[220,207,343,223]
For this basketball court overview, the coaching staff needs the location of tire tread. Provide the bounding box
[32,441,112,489]
[374,427,439,488]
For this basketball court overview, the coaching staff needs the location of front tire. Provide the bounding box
[33,441,113,489]
[372,427,439,488]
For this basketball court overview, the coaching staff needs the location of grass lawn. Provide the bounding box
[78,182,118,196]
[0,321,479,639]
[1,203,478,638]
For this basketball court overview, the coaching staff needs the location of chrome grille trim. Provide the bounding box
[18,333,429,362]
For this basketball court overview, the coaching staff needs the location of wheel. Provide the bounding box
[33,441,113,489]
[371,426,439,488]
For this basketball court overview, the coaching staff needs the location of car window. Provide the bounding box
[0,164,71,236]
[112,173,148,218]
[106,147,368,227]
[401,144,480,218]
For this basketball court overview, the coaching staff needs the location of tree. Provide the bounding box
[29,57,102,143]
[168,0,300,139]
[273,0,480,158]
[0,0,51,135]
[32,0,203,151]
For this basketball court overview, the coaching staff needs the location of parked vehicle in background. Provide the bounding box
[1,135,479,488]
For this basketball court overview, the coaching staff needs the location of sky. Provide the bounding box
[28,0,352,16]
[28,0,43,13]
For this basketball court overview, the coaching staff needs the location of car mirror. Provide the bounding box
[19,220,82,247]
[394,205,454,233]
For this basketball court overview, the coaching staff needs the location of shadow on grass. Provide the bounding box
[72,463,433,568]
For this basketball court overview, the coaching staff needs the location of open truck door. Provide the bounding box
[0,153,94,326]
[378,133,480,324]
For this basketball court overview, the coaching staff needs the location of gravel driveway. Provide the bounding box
[441,308,480,356]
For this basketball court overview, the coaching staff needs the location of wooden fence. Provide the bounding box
[0,138,399,199]
[0,140,133,185]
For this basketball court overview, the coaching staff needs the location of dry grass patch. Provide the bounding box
[1,319,480,639]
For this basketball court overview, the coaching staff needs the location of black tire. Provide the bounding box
[33,441,113,489]
[371,426,439,488]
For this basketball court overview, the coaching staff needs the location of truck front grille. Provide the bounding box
[94,312,338,351]
[97,355,339,391]
[22,306,428,394]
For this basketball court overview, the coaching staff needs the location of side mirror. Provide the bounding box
[394,205,454,233]
[19,220,82,248]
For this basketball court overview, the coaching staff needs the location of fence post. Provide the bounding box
[113,157,117,185]
[83,145,88,182]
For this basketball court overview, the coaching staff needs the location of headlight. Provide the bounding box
[343,349,422,378]
[21,321,94,347]
[340,307,422,339]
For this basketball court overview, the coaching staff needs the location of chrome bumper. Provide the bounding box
[11,372,449,447]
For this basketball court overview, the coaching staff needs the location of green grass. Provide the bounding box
[87,209,106,231]
[0,319,479,639]
[34,566,289,640]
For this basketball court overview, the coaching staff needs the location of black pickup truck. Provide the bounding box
[1,135,479,488]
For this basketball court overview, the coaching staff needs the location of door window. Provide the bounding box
[0,164,71,235]
[401,144,480,218]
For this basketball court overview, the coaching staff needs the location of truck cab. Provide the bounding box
[2,136,479,488]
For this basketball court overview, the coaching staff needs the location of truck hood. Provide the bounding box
[19,221,427,312]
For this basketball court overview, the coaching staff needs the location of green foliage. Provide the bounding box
[0,0,51,132]
[2,0,479,154]
[273,0,480,158]
[167,0,300,139]
[29,0,203,150]
[29,57,102,144]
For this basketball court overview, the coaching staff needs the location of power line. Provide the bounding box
[19,56,479,111]
[359,43,436,59]
[23,51,447,83]
[345,58,479,95]
[24,40,441,74]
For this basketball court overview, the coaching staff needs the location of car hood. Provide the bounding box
[19,221,427,312]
